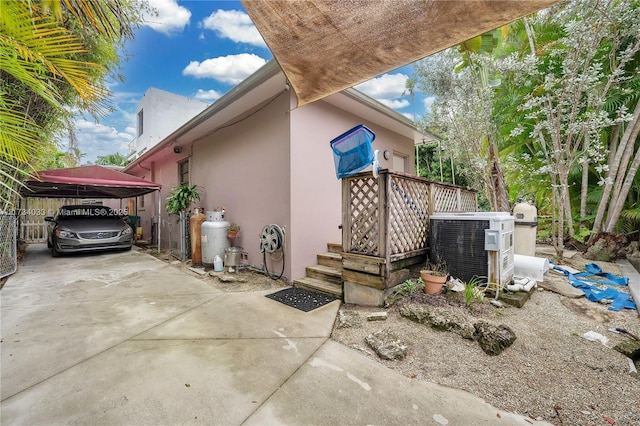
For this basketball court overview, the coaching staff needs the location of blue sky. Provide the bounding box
[73,0,433,163]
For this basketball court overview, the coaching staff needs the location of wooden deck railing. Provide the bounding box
[341,170,477,299]
[342,170,477,260]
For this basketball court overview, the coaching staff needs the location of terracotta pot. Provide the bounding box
[228,230,239,239]
[420,270,447,294]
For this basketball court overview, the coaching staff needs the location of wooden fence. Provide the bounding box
[18,198,82,242]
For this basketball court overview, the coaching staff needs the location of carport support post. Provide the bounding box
[157,189,161,254]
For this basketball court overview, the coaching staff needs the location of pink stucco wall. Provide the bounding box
[190,93,291,277]
[127,86,415,284]
[288,100,415,281]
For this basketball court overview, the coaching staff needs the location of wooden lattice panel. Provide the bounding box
[433,186,459,212]
[348,176,379,255]
[459,190,477,212]
[388,176,429,255]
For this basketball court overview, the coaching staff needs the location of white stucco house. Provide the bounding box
[127,87,209,161]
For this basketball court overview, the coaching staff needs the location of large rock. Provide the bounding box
[400,304,476,340]
[613,339,640,361]
[364,329,408,360]
[474,321,517,356]
[337,310,361,329]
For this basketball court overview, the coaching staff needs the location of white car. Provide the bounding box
[45,205,133,257]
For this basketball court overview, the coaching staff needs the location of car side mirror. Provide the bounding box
[44,216,54,222]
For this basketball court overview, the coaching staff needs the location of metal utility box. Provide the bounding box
[513,202,538,257]
[429,212,515,288]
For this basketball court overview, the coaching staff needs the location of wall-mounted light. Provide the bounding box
[173,146,182,154]
[383,150,391,160]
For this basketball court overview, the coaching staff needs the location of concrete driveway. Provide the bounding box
[1,245,547,425]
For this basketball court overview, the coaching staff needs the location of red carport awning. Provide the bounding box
[21,165,161,199]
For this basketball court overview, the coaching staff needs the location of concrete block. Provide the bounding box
[344,281,384,306]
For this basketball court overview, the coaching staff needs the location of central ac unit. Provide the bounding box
[429,212,514,288]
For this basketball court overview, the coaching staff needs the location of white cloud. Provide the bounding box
[71,119,135,163]
[194,89,222,102]
[355,73,412,111]
[141,0,191,35]
[378,99,410,109]
[182,53,267,84]
[355,73,409,100]
[423,96,436,114]
[200,9,266,47]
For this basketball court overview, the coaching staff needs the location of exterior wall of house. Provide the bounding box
[288,99,416,281]
[189,93,291,276]
[128,88,208,161]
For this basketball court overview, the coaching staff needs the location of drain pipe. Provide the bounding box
[506,277,537,292]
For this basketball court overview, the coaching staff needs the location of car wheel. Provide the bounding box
[51,241,60,257]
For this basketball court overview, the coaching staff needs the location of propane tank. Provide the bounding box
[201,210,230,268]
[189,208,206,266]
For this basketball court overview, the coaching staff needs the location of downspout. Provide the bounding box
[158,189,161,254]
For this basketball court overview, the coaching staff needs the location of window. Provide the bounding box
[137,110,144,136]
[179,160,189,185]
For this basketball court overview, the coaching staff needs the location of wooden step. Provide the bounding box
[306,264,342,285]
[327,242,342,254]
[317,252,342,269]
[293,277,343,299]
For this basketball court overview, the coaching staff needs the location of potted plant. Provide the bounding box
[420,257,448,294]
[165,184,202,214]
[227,223,240,239]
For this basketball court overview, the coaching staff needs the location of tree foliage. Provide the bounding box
[414,0,640,257]
[0,0,141,210]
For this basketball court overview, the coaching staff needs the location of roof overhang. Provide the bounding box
[324,88,437,144]
[242,0,561,106]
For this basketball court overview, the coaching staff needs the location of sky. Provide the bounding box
[72,0,434,163]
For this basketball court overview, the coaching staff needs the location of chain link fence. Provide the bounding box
[1,213,18,279]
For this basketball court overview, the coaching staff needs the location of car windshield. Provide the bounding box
[57,207,122,220]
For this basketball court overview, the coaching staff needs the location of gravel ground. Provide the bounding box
[331,255,640,426]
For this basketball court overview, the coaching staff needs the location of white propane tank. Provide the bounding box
[201,210,230,268]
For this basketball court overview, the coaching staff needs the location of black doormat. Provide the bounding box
[265,288,337,312]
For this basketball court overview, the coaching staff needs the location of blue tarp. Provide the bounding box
[553,262,636,311]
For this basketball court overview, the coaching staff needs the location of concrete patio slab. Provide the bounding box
[1,337,326,425]
[245,340,547,426]
[2,244,550,425]
[135,289,340,340]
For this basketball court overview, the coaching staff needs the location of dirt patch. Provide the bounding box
[140,247,288,293]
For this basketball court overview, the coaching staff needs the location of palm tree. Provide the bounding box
[0,0,140,208]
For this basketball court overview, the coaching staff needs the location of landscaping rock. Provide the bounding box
[367,312,388,321]
[613,339,640,361]
[400,304,476,340]
[337,310,361,328]
[216,274,248,283]
[364,329,408,360]
[474,321,517,356]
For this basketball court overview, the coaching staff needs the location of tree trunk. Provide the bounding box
[591,99,640,239]
[605,145,640,233]
[489,142,510,212]
[579,135,590,231]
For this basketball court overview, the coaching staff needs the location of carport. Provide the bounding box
[20,165,162,252]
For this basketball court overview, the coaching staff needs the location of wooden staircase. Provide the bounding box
[293,243,343,299]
